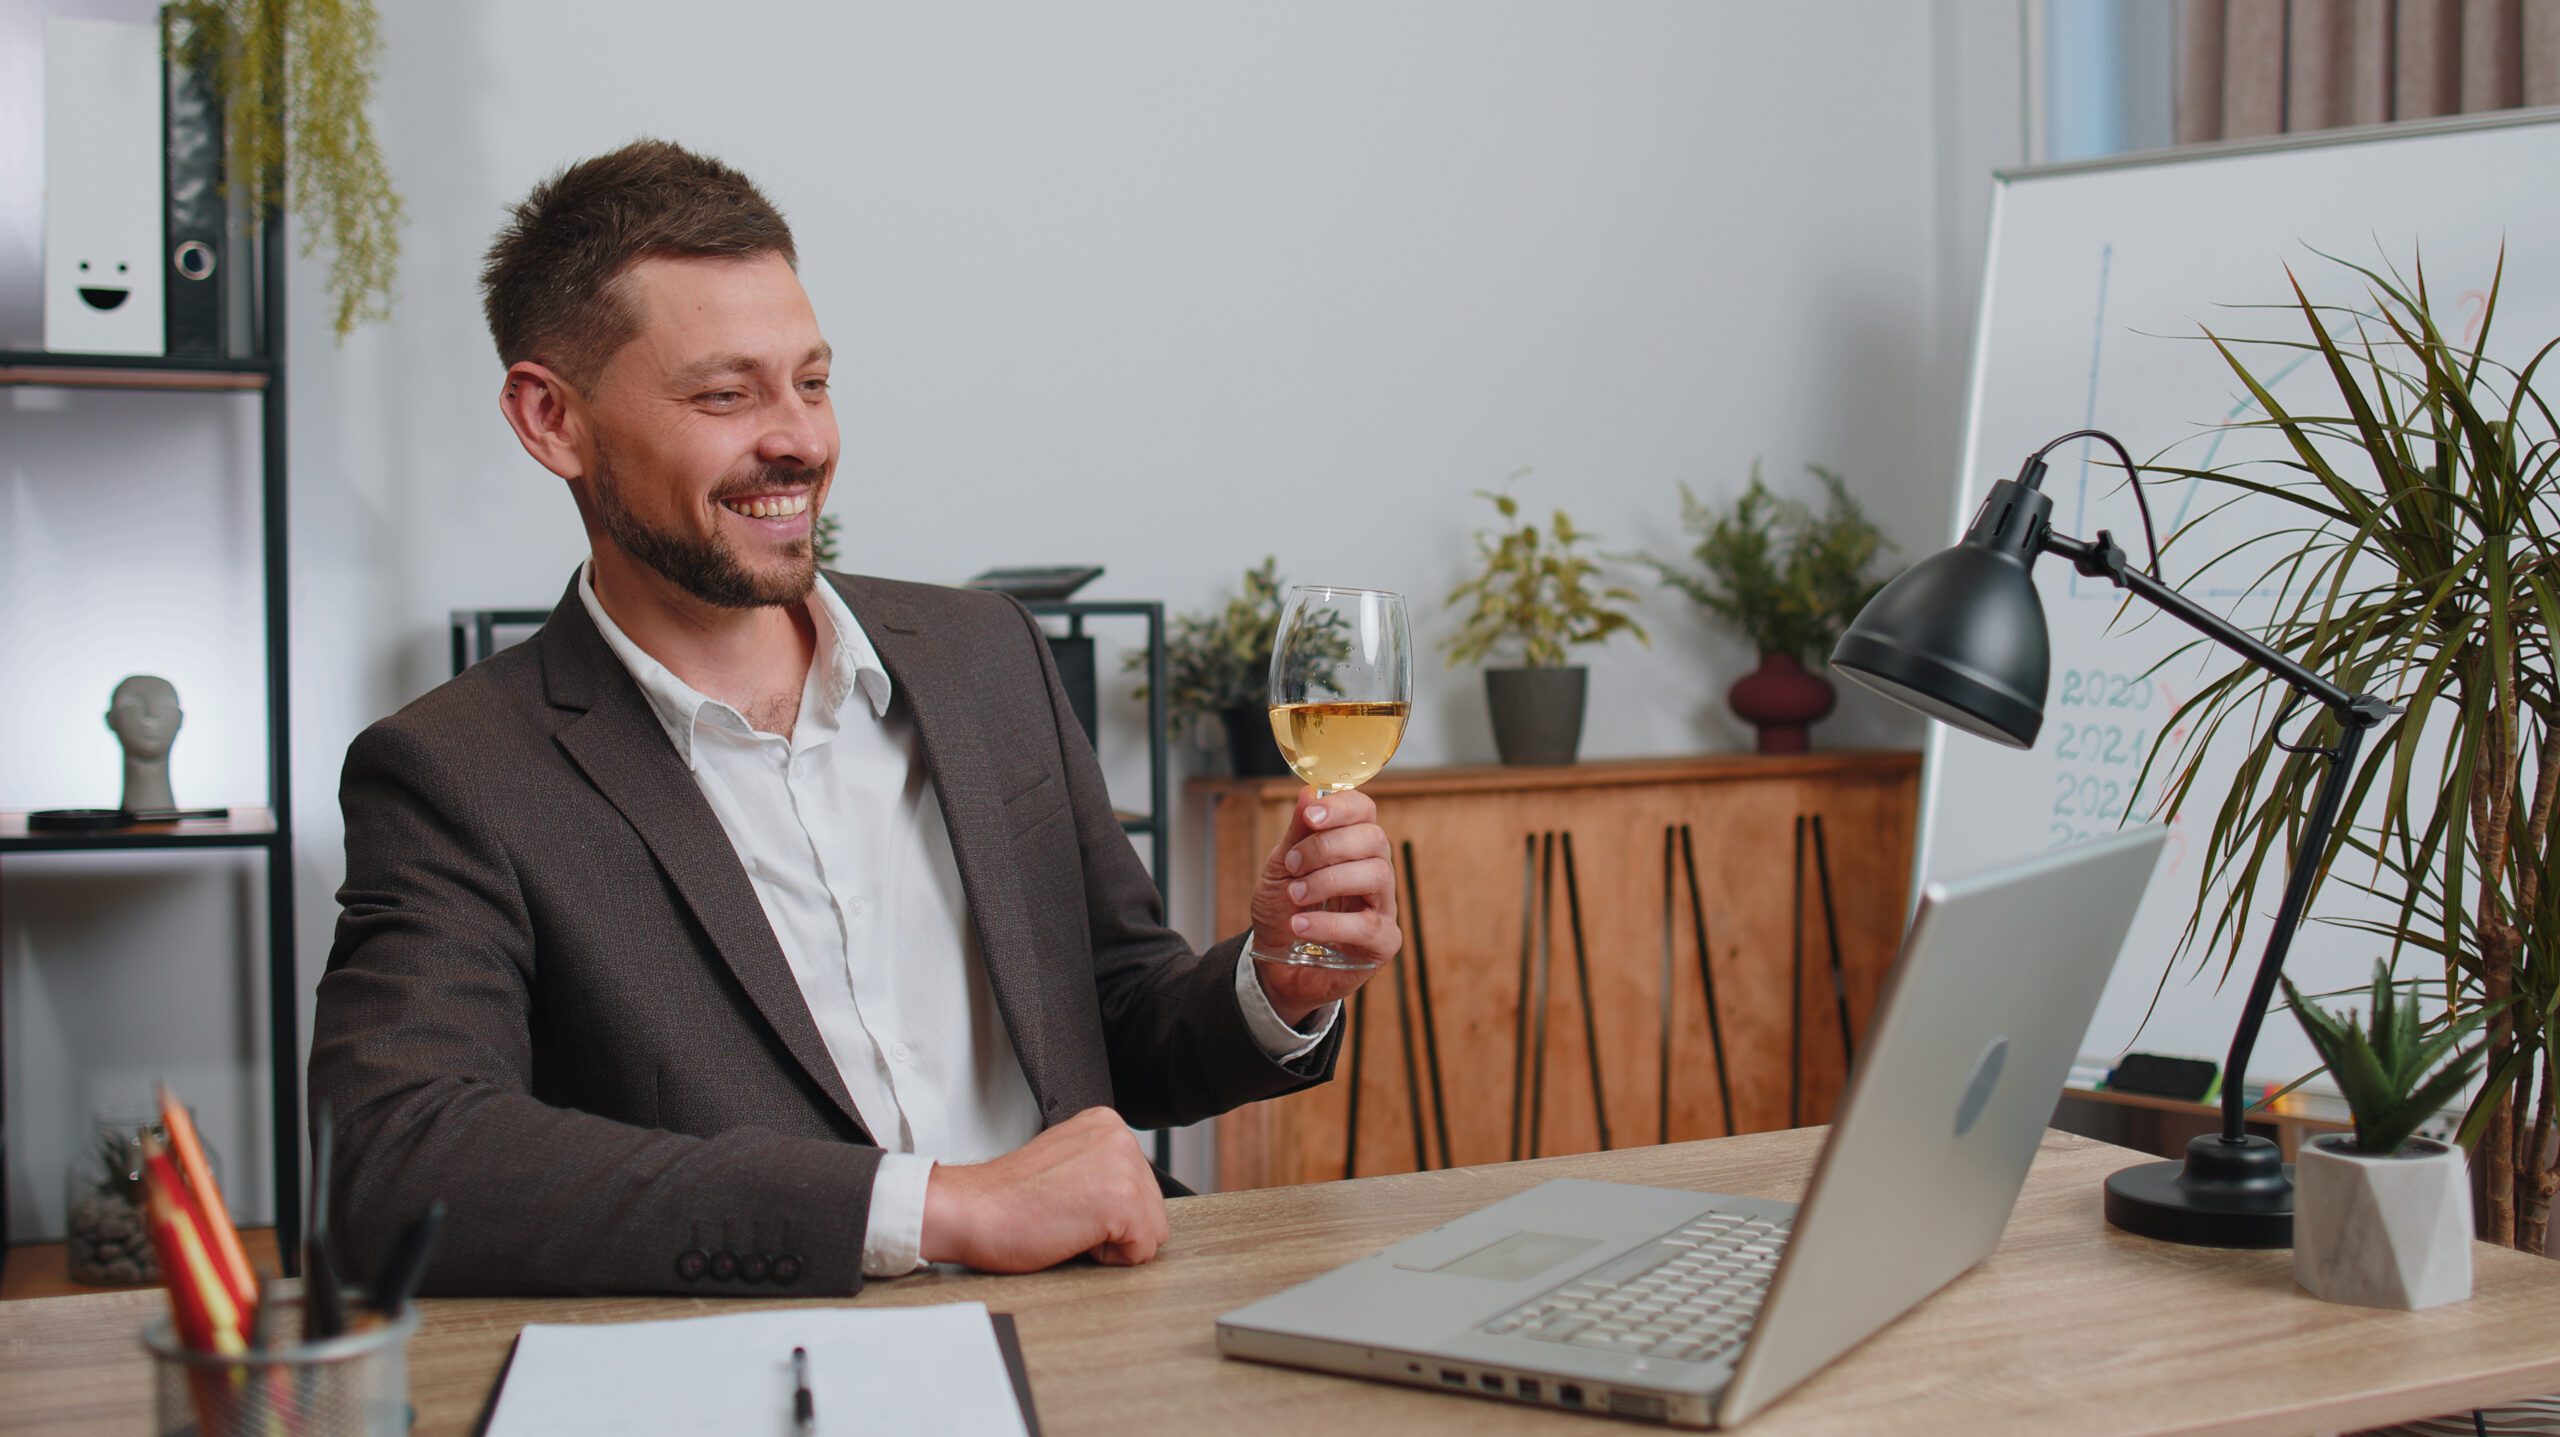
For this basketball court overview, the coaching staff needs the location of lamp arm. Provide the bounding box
[2041,525,2396,1144]
[2041,530,2362,717]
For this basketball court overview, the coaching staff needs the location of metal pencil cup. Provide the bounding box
[143,1294,418,1437]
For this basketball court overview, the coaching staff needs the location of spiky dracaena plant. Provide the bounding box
[2284,964,2490,1156]
[2138,248,2560,1250]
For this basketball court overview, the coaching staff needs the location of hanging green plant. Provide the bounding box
[171,0,403,339]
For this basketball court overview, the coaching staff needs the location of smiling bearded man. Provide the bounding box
[307,139,1401,1296]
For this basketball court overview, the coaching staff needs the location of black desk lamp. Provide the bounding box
[1830,428,2394,1248]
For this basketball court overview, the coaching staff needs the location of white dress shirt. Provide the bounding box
[577,566,1332,1275]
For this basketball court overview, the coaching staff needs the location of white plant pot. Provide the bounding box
[2293,1134,2473,1310]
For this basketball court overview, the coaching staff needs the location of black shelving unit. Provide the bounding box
[0,215,300,1277]
[1023,600,1170,892]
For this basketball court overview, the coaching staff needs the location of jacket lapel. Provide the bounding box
[536,578,871,1136]
[834,575,1063,1116]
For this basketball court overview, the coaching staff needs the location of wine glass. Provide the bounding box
[1265,585,1412,968]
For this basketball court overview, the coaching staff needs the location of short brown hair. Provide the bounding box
[479,139,797,389]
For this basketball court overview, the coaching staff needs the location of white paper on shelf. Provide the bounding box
[483,1301,1029,1437]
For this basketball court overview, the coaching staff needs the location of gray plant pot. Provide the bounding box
[1485,666,1587,766]
[2293,1134,2472,1310]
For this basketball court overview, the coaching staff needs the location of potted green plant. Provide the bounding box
[2282,965,2488,1308]
[2144,252,2559,1256]
[1444,483,1647,765]
[1130,557,1292,776]
[1645,464,1897,752]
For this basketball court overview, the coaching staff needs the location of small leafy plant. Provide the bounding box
[1646,463,1897,662]
[1130,557,1286,741]
[1443,481,1647,669]
[2284,964,2490,1157]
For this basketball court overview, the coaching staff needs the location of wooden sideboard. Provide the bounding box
[1193,751,1923,1190]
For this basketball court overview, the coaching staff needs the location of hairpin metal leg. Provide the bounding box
[1810,814,1855,1073]
[1344,982,1368,1180]
[1401,840,1454,1171]
[1510,833,1536,1162]
[1658,826,1676,1146]
[1391,867,1430,1173]
[1790,815,1806,1129]
[1680,823,1736,1137]
[1560,833,1612,1151]
[1529,832,1557,1160]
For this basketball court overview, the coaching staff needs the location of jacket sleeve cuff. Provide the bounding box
[1235,942,1340,1063]
[861,1153,936,1277]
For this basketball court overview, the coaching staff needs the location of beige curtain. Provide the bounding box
[2178,0,2560,143]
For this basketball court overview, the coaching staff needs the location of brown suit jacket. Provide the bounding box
[309,571,1337,1297]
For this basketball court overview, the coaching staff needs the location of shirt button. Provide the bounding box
[890,1042,912,1065]
[845,897,867,918]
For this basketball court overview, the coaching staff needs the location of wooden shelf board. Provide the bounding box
[0,350,276,392]
[3,1227,281,1303]
[0,364,266,392]
[0,807,280,853]
[1190,749,1924,800]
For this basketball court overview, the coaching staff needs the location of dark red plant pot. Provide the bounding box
[1729,652,1836,753]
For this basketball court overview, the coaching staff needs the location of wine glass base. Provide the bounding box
[1256,942,1388,972]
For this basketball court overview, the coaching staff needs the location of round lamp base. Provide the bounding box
[2103,1133,2294,1248]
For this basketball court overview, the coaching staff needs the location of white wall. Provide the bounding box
[2,0,2024,1236]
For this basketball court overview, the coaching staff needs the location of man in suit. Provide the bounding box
[308,140,1399,1296]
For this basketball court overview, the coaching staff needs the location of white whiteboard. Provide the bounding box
[1920,109,2560,1088]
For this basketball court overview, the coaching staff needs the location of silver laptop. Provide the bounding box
[1217,825,2166,1427]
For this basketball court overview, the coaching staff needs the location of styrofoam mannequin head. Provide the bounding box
[106,674,182,762]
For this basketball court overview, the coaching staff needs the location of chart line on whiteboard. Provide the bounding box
[2069,242,2115,599]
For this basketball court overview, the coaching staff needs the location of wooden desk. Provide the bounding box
[6,1128,2558,1436]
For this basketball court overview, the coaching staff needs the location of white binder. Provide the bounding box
[45,18,166,356]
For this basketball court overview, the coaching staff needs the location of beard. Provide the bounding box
[590,439,824,609]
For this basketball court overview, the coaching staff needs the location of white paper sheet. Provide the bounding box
[483,1301,1030,1436]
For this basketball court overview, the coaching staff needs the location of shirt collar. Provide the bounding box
[575,562,894,769]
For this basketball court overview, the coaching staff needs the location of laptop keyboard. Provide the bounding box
[1478,1210,1793,1367]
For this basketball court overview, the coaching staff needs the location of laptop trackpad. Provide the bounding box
[1398,1230,1601,1282]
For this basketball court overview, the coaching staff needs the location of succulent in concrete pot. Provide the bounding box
[2282,965,2487,1310]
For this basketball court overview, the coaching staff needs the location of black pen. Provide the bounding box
[372,1200,444,1319]
[791,1345,815,1434]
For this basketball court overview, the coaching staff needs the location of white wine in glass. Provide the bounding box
[1265,585,1411,968]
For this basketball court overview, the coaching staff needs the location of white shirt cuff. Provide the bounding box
[1236,942,1340,1063]
[862,1152,936,1277]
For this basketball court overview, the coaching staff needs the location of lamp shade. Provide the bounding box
[1829,477,2055,748]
